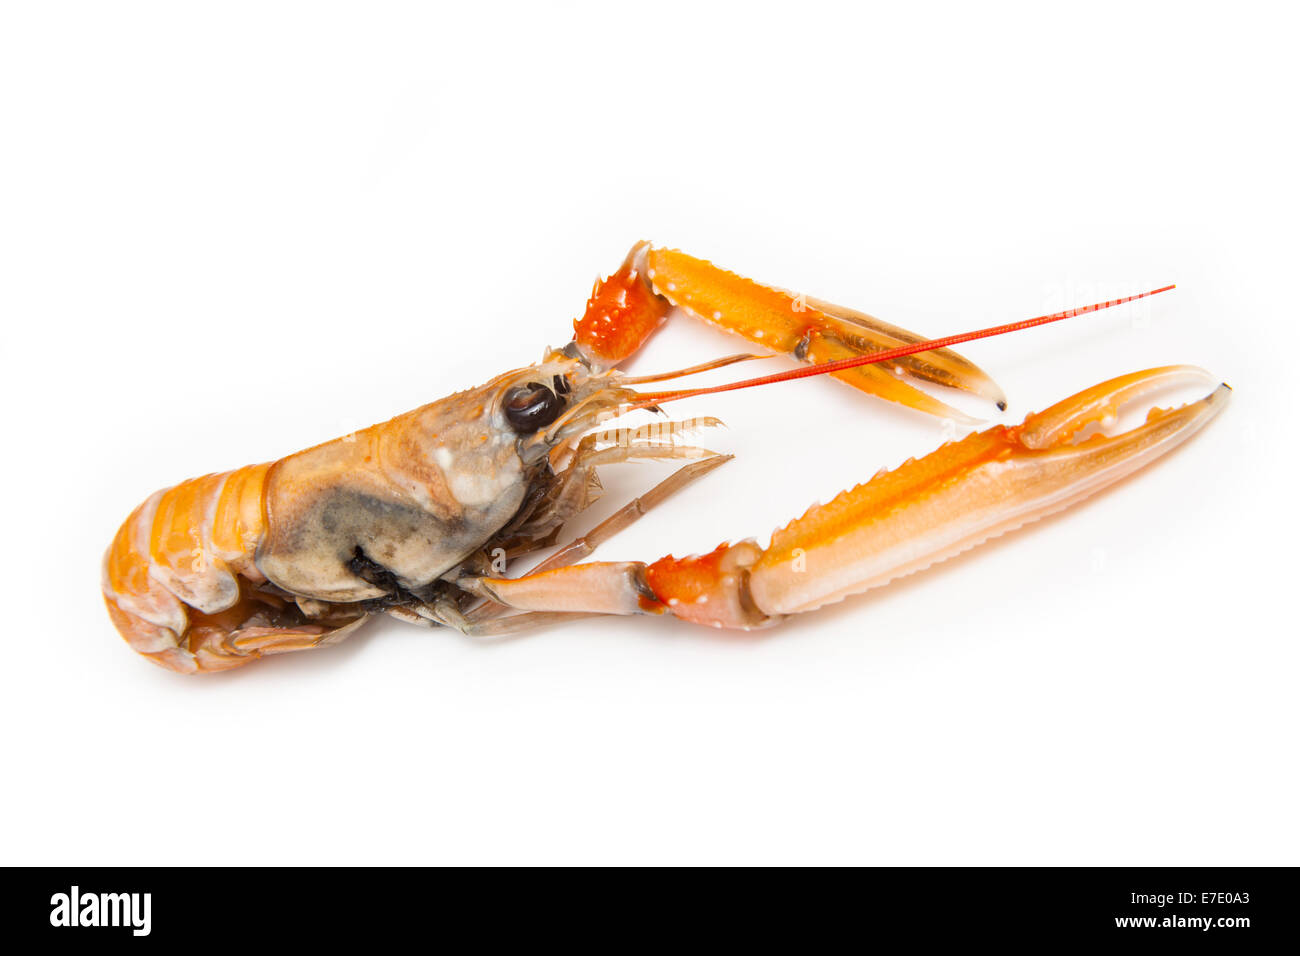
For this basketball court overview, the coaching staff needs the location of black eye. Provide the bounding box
[504,382,563,433]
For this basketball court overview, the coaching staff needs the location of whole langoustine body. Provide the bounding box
[103,243,1228,673]
[104,368,566,672]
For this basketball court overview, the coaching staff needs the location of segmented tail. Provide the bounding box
[101,464,364,673]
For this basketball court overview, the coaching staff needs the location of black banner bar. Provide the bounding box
[6,866,1296,944]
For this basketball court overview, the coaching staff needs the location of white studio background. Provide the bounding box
[1,2,1295,865]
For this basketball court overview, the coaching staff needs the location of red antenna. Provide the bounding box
[633,285,1175,408]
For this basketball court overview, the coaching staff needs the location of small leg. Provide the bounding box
[384,604,598,638]
[501,417,727,555]
[465,611,604,638]
[530,455,733,574]
[191,613,369,671]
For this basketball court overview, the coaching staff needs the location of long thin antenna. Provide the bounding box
[619,352,765,385]
[632,285,1175,408]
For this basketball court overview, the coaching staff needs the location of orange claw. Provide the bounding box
[571,243,1008,420]
[642,246,1007,420]
[746,367,1229,616]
